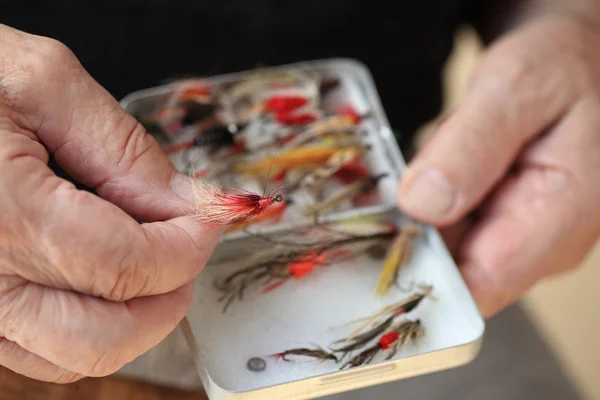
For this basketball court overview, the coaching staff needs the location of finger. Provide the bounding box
[11,170,222,300]
[458,96,600,317]
[396,20,584,226]
[56,186,222,301]
[0,138,221,300]
[0,279,194,377]
[0,25,193,222]
[0,338,83,384]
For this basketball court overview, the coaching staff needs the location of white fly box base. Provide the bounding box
[120,59,484,400]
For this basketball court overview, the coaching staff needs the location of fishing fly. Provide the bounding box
[375,222,422,296]
[212,223,398,312]
[339,285,433,344]
[270,346,338,363]
[339,319,424,370]
[330,315,395,361]
[303,173,388,218]
[190,179,285,227]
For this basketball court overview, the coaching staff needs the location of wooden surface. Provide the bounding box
[0,366,208,400]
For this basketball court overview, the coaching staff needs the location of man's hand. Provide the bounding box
[0,25,221,383]
[397,14,600,318]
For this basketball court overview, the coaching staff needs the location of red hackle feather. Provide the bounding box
[226,199,288,232]
[191,179,284,227]
[275,111,318,126]
[265,95,309,113]
[261,249,327,293]
[378,331,399,350]
[270,352,287,360]
[288,249,329,278]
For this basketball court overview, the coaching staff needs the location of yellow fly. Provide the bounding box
[234,145,340,176]
[375,222,421,297]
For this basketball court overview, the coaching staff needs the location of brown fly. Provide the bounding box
[213,228,396,312]
[330,315,395,361]
[341,285,432,343]
[339,344,381,369]
[271,347,338,363]
[384,319,425,360]
[375,222,421,297]
[340,319,424,370]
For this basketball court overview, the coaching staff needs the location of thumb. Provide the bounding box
[396,21,580,226]
[2,25,191,222]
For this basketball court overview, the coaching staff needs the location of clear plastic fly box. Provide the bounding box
[120,59,485,400]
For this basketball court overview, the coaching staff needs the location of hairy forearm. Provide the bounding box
[472,0,600,43]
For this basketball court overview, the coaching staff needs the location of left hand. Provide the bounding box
[396,14,600,318]
[0,25,222,383]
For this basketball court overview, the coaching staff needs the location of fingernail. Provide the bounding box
[170,172,195,202]
[399,168,456,219]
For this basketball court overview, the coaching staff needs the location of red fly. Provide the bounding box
[378,331,399,349]
[192,150,284,227]
[191,181,284,227]
[339,332,398,369]
[213,228,397,312]
[275,111,318,126]
[261,249,328,293]
[340,320,423,370]
[330,315,395,359]
[226,199,290,233]
[340,285,431,345]
[265,95,309,113]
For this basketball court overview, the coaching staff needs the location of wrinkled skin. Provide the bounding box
[397,14,600,318]
[2,9,600,385]
[0,25,223,383]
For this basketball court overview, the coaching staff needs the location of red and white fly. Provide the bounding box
[191,179,284,227]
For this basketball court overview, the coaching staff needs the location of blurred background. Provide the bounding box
[2,24,600,400]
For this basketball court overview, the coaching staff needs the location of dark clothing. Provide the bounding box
[3,1,487,150]
[3,1,489,188]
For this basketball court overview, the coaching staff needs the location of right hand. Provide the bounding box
[0,24,222,383]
